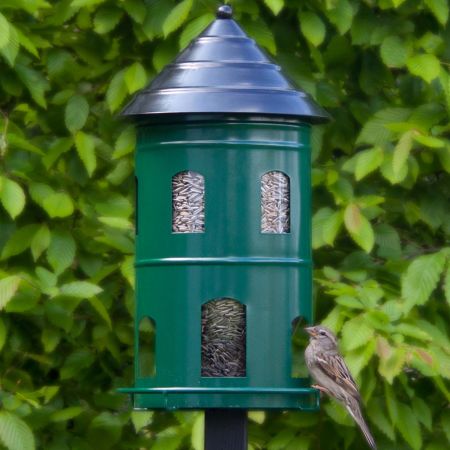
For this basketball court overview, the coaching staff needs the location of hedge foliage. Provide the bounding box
[1,0,450,449]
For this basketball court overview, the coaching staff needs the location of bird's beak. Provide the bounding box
[304,326,317,336]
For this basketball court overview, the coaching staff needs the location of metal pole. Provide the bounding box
[204,409,247,450]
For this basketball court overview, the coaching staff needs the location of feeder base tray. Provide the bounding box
[117,386,320,410]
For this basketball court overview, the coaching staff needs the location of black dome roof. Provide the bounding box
[122,5,329,123]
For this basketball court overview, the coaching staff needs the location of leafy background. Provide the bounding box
[0,0,450,449]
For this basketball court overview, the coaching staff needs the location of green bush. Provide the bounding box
[0,0,449,449]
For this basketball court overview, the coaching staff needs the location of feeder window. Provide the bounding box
[201,298,246,377]
[261,171,290,234]
[138,316,156,377]
[172,171,205,233]
[291,317,309,378]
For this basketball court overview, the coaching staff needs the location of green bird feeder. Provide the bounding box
[119,4,329,414]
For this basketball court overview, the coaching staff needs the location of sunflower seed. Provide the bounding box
[201,298,246,377]
[172,171,205,233]
[261,171,290,233]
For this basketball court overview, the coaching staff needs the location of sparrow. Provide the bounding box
[305,325,377,450]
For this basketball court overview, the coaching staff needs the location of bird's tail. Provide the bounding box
[345,397,377,450]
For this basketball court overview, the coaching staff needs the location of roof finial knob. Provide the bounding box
[216,4,233,19]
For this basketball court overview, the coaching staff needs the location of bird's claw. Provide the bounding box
[312,384,330,394]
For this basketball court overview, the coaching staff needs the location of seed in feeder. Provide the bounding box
[261,171,290,233]
[172,171,205,233]
[201,298,246,377]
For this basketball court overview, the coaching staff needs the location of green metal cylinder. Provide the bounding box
[123,119,318,410]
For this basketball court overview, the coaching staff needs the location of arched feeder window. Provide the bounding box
[291,316,309,378]
[261,171,290,234]
[201,298,246,377]
[172,171,205,233]
[138,316,156,377]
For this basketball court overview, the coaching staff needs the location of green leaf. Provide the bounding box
[397,402,422,450]
[106,69,127,112]
[264,0,284,15]
[355,147,384,180]
[43,192,74,218]
[65,95,89,133]
[98,216,133,230]
[59,281,102,299]
[392,130,413,177]
[16,28,38,57]
[162,0,193,37]
[425,0,449,25]
[381,151,408,184]
[0,411,35,450]
[397,323,431,341]
[328,0,354,35]
[0,276,21,310]
[413,133,444,148]
[113,126,136,159]
[60,349,95,380]
[380,36,408,67]
[191,412,204,450]
[87,296,111,329]
[385,384,399,425]
[242,18,277,54]
[312,207,333,249]
[248,411,265,424]
[124,62,147,94]
[412,397,432,431]
[47,230,76,275]
[375,223,402,260]
[379,346,406,383]
[94,6,123,34]
[71,0,105,9]
[41,327,60,353]
[344,339,375,377]
[341,315,374,351]
[131,411,153,433]
[75,131,96,176]
[436,145,450,173]
[15,63,49,108]
[1,23,19,66]
[87,412,122,450]
[402,249,447,309]
[368,398,395,441]
[444,263,450,306]
[179,14,215,49]
[0,318,6,352]
[407,54,441,83]
[0,13,10,50]
[0,177,26,219]
[121,255,135,287]
[31,224,51,261]
[267,429,296,449]
[50,406,84,422]
[357,107,411,146]
[344,204,375,253]
[300,12,326,47]
[29,182,54,207]
[123,0,146,24]
[7,134,44,155]
[322,210,344,246]
[441,411,450,442]
[1,224,39,259]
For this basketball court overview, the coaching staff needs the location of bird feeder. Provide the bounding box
[119,4,329,417]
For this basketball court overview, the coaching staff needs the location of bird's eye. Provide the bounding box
[319,330,327,336]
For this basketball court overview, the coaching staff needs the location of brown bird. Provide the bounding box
[305,325,377,449]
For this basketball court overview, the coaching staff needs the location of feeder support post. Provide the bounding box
[205,409,247,450]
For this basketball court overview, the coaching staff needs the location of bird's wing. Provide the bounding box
[316,351,361,401]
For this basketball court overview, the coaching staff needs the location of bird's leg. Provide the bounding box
[312,384,330,395]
